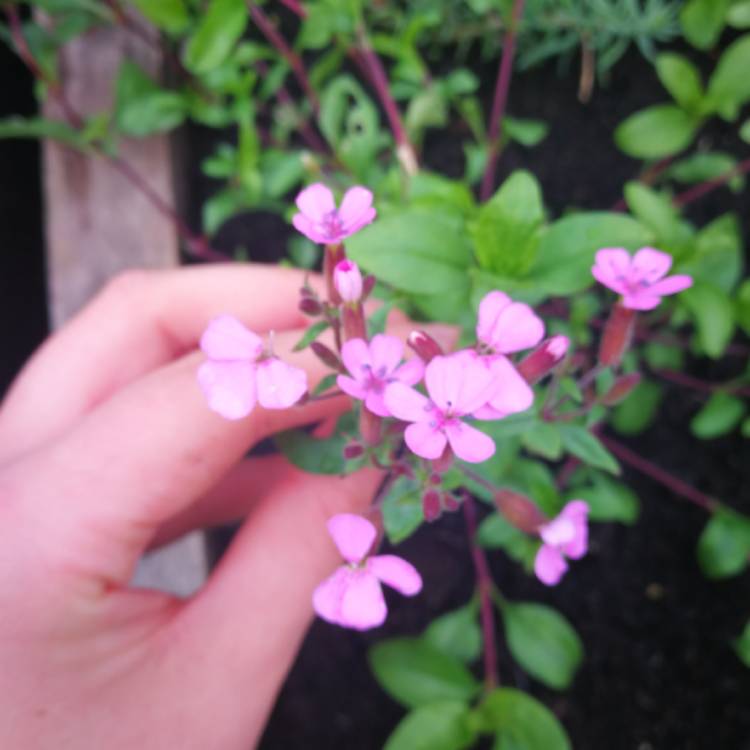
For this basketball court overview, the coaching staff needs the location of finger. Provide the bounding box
[0,264,324,461]
[170,461,385,743]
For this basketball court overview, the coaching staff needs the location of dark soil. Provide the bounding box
[3,26,750,750]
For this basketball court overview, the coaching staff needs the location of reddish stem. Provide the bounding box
[611,157,674,211]
[462,496,499,692]
[480,0,525,201]
[279,0,307,17]
[673,157,750,207]
[600,435,718,512]
[653,368,750,398]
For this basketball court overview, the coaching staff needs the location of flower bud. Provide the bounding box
[343,442,365,460]
[310,341,341,370]
[442,493,460,512]
[516,335,570,384]
[408,330,444,363]
[599,303,635,368]
[299,297,323,316]
[359,405,382,446]
[600,372,641,405]
[422,490,442,522]
[362,274,377,300]
[494,489,546,533]
[334,259,363,303]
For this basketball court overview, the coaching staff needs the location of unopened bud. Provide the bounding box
[333,259,363,303]
[422,490,442,522]
[494,489,546,533]
[310,341,341,370]
[442,493,460,512]
[599,303,635,368]
[359,406,382,446]
[362,275,377,300]
[299,297,323,316]
[429,472,442,485]
[517,335,570,384]
[343,442,365,460]
[408,330,444,363]
[601,372,641,405]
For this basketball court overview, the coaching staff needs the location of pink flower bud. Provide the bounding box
[599,303,635,367]
[601,372,641,405]
[442,493,460,512]
[334,259,363,303]
[516,335,570,384]
[422,490,442,522]
[299,297,323,316]
[310,341,341,370]
[407,330,444,363]
[362,274,377,300]
[343,442,365,459]
[495,489,546,533]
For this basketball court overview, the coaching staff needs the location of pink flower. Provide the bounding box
[197,315,307,420]
[334,259,363,303]
[313,514,422,630]
[292,183,376,244]
[592,247,693,310]
[534,500,589,586]
[338,335,424,417]
[384,352,497,463]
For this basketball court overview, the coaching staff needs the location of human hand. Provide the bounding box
[0,264,452,749]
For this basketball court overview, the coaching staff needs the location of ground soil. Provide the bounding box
[3,29,750,750]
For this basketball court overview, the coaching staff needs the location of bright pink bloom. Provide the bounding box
[477,291,545,354]
[198,315,307,420]
[338,335,424,417]
[534,500,589,586]
[334,259,363,303]
[592,247,693,310]
[313,514,422,630]
[384,352,497,463]
[292,183,376,244]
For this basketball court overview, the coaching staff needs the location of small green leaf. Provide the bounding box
[384,702,476,750]
[368,638,481,709]
[569,475,639,524]
[655,53,704,110]
[381,476,425,544]
[690,392,746,438]
[293,320,330,351]
[183,0,249,74]
[502,116,549,147]
[697,508,750,578]
[501,602,584,690]
[732,620,750,668]
[680,0,729,50]
[129,0,190,33]
[522,422,563,461]
[611,380,664,435]
[728,1,750,28]
[424,604,482,664]
[615,105,699,160]
[0,116,88,150]
[559,425,620,475]
[623,182,690,248]
[737,279,750,336]
[740,118,750,143]
[682,282,736,358]
[667,153,743,193]
[477,514,538,569]
[478,688,571,749]
[706,33,750,119]
[311,372,338,397]
[203,187,248,236]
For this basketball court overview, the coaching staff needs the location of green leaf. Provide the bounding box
[559,425,619,475]
[275,412,358,475]
[697,508,750,578]
[569,475,639,524]
[690,392,746,438]
[292,320,330,351]
[347,209,471,295]
[381,476,424,544]
[615,105,699,159]
[478,688,571,749]
[706,34,750,119]
[183,0,248,74]
[740,118,750,143]
[501,602,583,690]
[368,638,481,709]
[522,422,563,461]
[384,702,476,750]
[623,182,690,248]
[611,380,664,435]
[728,1,750,28]
[502,117,549,147]
[477,514,538,568]
[655,53,704,110]
[311,372,338,397]
[424,604,482,664]
[472,170,545,277]
[115,61,187,137]
[667,152,743,193]
[732,620,750,668]
[202,187,248,236]
[680,0,729,50]
[0,116,88,150]
[682,282,736,358]
[129,0,190,33]
[737,279,750,335]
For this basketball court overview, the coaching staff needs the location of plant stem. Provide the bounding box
[462,496,499,692]
[279,0,307,17]
[480,0,525,201]
[600,434,718,512]
[653,368,750,397]
[674,157,750,207]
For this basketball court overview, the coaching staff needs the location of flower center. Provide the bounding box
[321,209,344,238]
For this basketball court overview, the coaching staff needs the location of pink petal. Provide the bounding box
[337,374,367,400]
[472,403,509,421]
[312,566,350,625]
[384,382,432,423]
[648,274,693,296]
[369,334,404,376]
[393,357,425,386]
[425,352,495,415]
[338,186,375,230]
[341,338,370,381]
[368,554,422,596]
[327,513,377,563]
[540,516,577,547]
[485,356,534,415]
[341,206,377,237]
[339,570,387,630]
[592,248,632,294]
[444,420,495,463]
[592,264,628,295]
[621,293,662,310]
[292,213,330,244]
[404,421,447,459]
[476,292,544,353]
[476,291,512,345]
[197,360,256,420]
[200,315,263,361]
[365,390,390,417]
[295,182,336,222]
[559,500,589,560]
[631,247,672,284]
[534,544,568,586]
[256,358,307,409]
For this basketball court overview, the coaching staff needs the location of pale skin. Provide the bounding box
[0,264,453,749]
